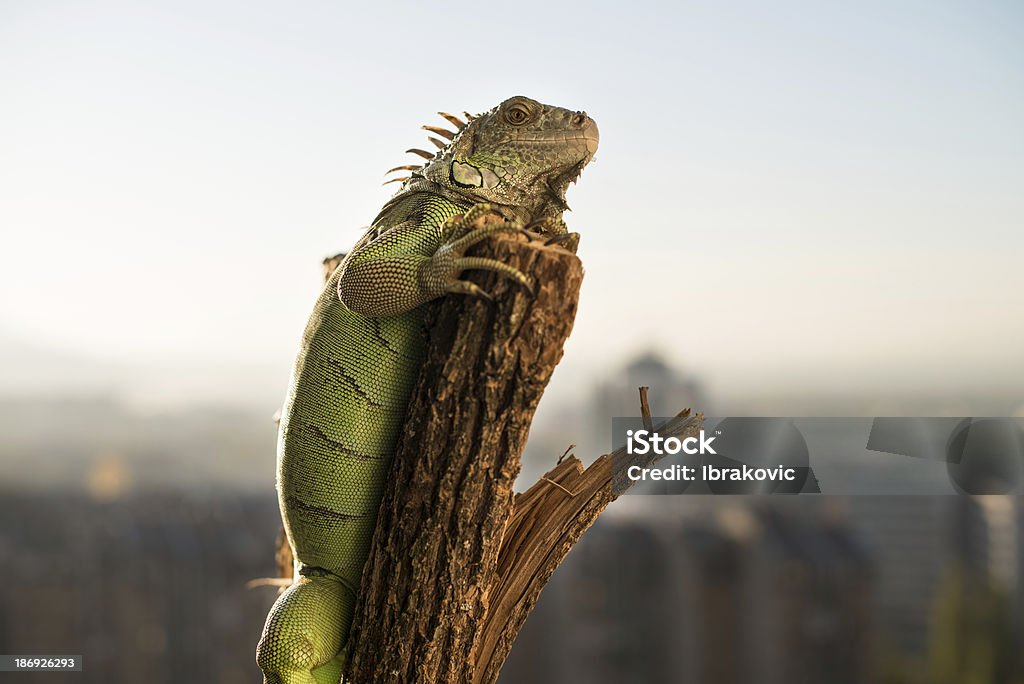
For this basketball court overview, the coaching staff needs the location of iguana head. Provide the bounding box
[387,96,598,219]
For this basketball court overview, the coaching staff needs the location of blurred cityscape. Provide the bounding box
[1,353,1023,683]
[503,496,1024,684]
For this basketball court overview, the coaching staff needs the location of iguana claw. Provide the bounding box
[543,231,580,253]
[446,280,493,300]
[430,203,535,299]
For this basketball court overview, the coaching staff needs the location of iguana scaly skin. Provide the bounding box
[256,96,598,684]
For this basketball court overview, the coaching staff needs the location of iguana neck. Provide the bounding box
[379,177,565,227]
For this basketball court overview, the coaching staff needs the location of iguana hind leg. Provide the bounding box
[256,574,354,684]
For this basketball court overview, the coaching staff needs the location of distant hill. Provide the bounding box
[0,331,126,394]
[0,394,277,493]
[0,329,286,410]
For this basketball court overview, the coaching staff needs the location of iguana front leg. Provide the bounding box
[337,204,533,317]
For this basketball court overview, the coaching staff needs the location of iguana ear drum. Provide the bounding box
[480,168,500,189]
[451,161,482,187]
[450,161,500,189]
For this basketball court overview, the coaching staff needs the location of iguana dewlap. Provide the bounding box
[256,96,597,684]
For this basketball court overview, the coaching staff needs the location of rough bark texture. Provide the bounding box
[343,232,581,683]
[337,231,703,683]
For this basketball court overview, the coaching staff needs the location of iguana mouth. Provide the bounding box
[513,121,600,161]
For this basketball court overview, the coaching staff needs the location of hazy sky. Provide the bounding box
[1,0,1022,408]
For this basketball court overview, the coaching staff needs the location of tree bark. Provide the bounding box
[339,227,703,683]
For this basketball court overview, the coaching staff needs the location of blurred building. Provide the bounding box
[594,351,708,426]
[954,496,1019,595]
[843,496,948,656]
[845,496,1024,661]
[519,352,707,485]
[0,490,280,684]
[502,501,872,684]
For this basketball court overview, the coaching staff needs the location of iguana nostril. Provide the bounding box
[572,111,587,126]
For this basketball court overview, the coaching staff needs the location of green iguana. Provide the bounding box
[256,96,598,684]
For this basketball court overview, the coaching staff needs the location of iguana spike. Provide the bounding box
[382,176,410,185]
[421,125,455,140]
[427,136,446,150]
[464,111,475,121]
[437,112,466,130]
[384,165,422,175]
[406,148,435,160]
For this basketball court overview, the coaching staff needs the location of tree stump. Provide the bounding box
[339,229,702,683]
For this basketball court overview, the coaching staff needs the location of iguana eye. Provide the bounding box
[504,104,531,125]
